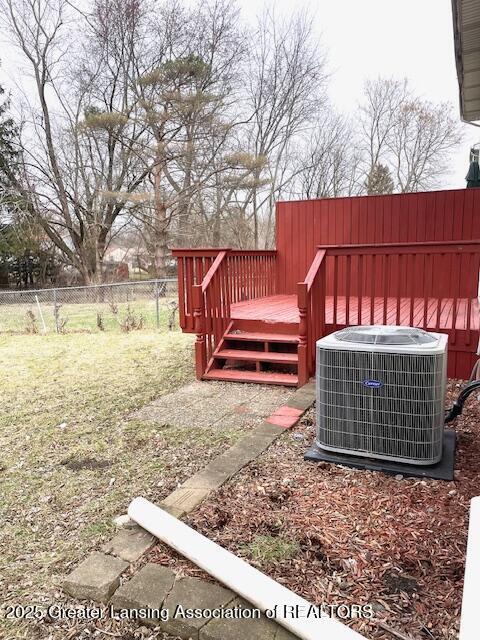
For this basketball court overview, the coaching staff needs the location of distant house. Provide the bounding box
[103,244,151,280]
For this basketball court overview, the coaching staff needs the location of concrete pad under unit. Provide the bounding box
[62,552,128,603]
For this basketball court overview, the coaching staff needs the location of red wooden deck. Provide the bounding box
[173,191,480,385]
[232,294,479,331]
[231,295,299,324]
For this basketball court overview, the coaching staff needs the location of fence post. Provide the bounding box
[53,288,59,334]
[155,281,160,329]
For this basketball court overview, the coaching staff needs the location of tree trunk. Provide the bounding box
[153,140,169,278]
[252,171,259,249]
[95,237,106,284]
[177,132,194,246]
[212,174,222,246]
[154,232,168,278]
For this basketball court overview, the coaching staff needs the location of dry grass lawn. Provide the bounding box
[0,330,244,639]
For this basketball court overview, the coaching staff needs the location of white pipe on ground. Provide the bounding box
[459,496,480,640]
[128,497,365,640]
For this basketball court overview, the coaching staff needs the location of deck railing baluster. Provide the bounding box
[358,254,363,325]
[451,252,460,345]
[333,256,338,331]
[370,254,375,324]
[383,254,389,325]
[423,254,429,330]
[466,252,474,346]
[345,255,351,325]
[409,254,415,326]
[397,254,402,325]
[177,257,186,329]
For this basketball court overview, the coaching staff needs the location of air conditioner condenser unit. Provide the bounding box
[315,325,448,466]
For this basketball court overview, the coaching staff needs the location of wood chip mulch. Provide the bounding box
[148,380,480,640]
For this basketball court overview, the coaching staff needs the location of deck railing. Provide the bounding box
[172,248,277,334]
[298,240,480,382]
[192,251,231,377]
[172,249,225,332]
[227,250,277,303]
[297,249,327,386]
[173,248,277,377]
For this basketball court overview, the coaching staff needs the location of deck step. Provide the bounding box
[203,369,298,386]
[224,331,299,343]
[215,349,298,364]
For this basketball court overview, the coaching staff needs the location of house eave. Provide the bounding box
[452,0,480,124]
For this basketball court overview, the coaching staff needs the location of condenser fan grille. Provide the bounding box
[334,325,438,345]
[316,346,446,464]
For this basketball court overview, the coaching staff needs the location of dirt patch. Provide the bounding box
[61,457,111,471]
[383,572,420,595]
[149,379,480,640]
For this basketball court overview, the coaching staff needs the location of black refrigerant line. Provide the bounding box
[444,380,480,424]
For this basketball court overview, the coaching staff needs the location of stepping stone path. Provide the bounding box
[102,524,155,563]
[62,380,316,639]
[63,552,128,603]
[110,564,175,626]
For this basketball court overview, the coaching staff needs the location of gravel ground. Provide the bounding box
[149,379,480,640]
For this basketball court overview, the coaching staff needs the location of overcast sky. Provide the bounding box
[1,0,478,189]
[237,0,480,188]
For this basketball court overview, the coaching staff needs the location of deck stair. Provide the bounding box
[204,323,299,386]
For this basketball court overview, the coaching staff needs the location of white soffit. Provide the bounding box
[453,0,480,123]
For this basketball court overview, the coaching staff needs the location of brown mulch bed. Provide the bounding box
[148,380,480,640]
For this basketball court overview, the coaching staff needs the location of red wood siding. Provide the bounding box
[275,189,480,294]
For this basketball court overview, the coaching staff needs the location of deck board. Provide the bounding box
[231,294,480,330]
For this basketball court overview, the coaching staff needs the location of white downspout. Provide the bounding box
[128,497,365,640]
[460,496,480,640]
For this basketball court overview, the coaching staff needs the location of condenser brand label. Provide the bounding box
[363,379,383,388]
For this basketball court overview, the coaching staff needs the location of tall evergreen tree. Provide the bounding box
[0,78,18,199]
[365,163,394,195]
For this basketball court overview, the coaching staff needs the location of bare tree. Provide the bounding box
[388,100,463,192]
[0,0,150,283]
[295,111,361,199]
[246,7,328,246]
[359,78,463,193]
[359,78,408,179]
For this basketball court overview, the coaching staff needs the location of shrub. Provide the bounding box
[119,306,145,332]
[25,310,38,334]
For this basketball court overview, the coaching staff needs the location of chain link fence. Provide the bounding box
[0,279,178,334]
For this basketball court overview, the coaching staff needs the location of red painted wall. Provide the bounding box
[275,188,480,294]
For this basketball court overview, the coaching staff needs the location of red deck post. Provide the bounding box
[193,284,207,379]
[297,282,308,387]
